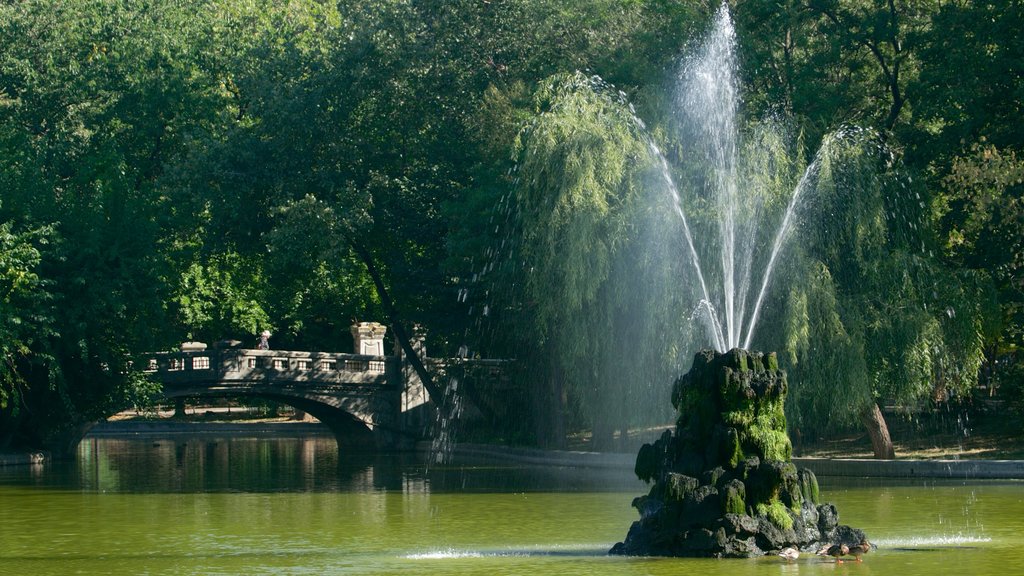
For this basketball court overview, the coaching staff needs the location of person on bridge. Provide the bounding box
[257,330,271,350]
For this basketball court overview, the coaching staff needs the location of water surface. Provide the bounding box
[1,436,1021,575]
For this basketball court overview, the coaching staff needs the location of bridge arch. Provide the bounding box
[160,387,380,452]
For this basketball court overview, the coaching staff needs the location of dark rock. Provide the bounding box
[702,466,728,488]
[755,512,799,551]
[674,449,706,477]
[634,443,658,483]
[721,536,761,558]
[682,485,721,528]
[665,473,700,502]
[635,429,675,482]
[680,528,716,553]
[719,513,759,537]
[632,495,663,520]
[830,524,868,547]
[794,504,821,543]
[817,503,839,534]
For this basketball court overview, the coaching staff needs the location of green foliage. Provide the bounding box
[915,1,1024,158]
[755,499,793,531]
[937,144,1024,352]
[746,398,792,462]
[264,195,379,348]
[996,360,1024,416]
[0,211,54,411]
[508,71,670,440]
[737,0,1019,436]
[0,0,218,447]
[172,253,271,342]
[514,73,650,337]
[750,130,995,443]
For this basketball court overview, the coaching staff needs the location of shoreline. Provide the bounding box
[451,443,1024,480]
[4,421,1024,479]
[0,451,47,467]
[84,419,332,437]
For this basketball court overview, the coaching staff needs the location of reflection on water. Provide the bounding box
[1,436,1023,576]
[2,436,645,494]
[72,436,421,493]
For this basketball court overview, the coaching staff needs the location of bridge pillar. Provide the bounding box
[351,322,387,356]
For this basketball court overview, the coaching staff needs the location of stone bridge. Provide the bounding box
[141,346,423,451]
[133,323,511,452]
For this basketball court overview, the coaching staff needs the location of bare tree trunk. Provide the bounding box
[534,363,567,449]
[859,402,895,459]
[348,240,442,401]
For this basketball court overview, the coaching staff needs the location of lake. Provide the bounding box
[1,435,1022,575]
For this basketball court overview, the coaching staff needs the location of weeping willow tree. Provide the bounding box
[500,72,682,448]
[758,131,996,458]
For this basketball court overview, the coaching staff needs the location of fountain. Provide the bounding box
[610,4,868,557]
[610,348,866,557]
[658,3,825,353]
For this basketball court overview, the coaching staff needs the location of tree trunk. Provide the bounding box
[534,363,567,449]
[348,240,443,402]
[859,402,895,459]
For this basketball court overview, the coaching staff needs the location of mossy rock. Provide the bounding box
[745,427,792,462]
[721,479,746,516]
[665,473,700,502]
[751,353,764,372]
[743,396,792,461]
[706,426,743,469]
[745,461,796,508]
[780,473,804,511]
[612,349,867,559]
[737,456,760,480]
[702,466,728,488]
[798,469,821,505]
[726,348,750,372]
[756,499,794,531]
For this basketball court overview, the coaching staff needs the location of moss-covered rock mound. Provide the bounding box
[610,349,867,558]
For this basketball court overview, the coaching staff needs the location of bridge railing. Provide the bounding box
[141,349,399,386]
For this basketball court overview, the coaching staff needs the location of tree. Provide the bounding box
[913,0,1024,368]
[0,0,226,449]
[0,209,54,448]
[494,72,684,448]
[764,132,992,458]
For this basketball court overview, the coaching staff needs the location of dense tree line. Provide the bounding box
[1,0,1020,456]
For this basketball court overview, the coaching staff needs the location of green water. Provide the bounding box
[1,436,1022,575]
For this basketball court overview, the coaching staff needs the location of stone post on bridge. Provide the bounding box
[351,322,387,356]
